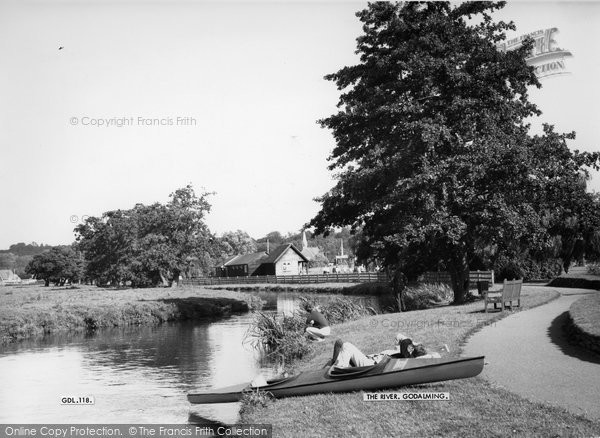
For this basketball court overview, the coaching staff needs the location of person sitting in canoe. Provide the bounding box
[329,333,441,368]
[305,304,331,342]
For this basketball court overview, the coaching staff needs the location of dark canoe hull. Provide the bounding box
[187,355,485,404]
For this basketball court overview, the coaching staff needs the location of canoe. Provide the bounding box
[187,355,485,404]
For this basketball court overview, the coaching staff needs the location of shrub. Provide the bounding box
[496,260,525,282]
[587,264,600,276]
[494,257,562,282]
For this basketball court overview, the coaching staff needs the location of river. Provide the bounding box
[0,291,384,424]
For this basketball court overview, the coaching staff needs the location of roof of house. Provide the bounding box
[301,246,321,261]
[263,243,309,264]
[224,252,268,267]
[216,254,242,267]
[224,244,308,267]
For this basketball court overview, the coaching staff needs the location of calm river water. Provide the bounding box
[0,291,382,424]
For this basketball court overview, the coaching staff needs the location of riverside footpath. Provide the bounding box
[463,284,600,421]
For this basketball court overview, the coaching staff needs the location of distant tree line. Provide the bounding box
[0,243,54,278]
[16,185,359,288]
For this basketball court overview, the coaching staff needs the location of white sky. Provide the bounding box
[0,1,599,249]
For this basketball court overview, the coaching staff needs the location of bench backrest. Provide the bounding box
[502,279,523,300]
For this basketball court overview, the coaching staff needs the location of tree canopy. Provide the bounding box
[310,1,600,303]
[75,185,218,287]
[219,230,258,257]
[25,246,83,286]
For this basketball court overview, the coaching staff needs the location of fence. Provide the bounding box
[182,272,388,286]
[419,270,495,287]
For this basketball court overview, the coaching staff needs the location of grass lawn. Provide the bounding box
[0,284,250,345]
[570,293,600,337]
[241,286,600,437]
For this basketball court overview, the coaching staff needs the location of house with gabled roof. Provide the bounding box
[216,243,309,277]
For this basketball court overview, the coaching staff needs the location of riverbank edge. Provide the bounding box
[0,287,250,346]
[205,282,388,295]
[564,293,600,356]
[238,287,600,436]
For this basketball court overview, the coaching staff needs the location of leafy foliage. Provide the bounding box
[25,246,84,286]
[74,185,219,287]
[219,230,257,258]
[493,254,562,282]
[587,264,600,276]
[1,242,53,257]
[1,243,54,278]
[310,2,600,303]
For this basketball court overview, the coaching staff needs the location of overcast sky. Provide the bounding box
[1,1,599,250]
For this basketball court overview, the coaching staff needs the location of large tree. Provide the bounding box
[75,185,218,287]
[310,2,599,303]
[25,246,84,286]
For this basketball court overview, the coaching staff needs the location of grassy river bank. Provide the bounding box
[240,285,600,437]
[0,284,250,345]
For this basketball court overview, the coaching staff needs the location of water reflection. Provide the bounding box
[0,291,385,424]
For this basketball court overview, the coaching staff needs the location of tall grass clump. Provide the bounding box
[305,296,377,324]
[402,283,454,310]
[245,312,313,361]
[246,296,379,364]
[239,388,274,416]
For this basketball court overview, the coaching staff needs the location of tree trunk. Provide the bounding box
[449,250,470,304]
[388,264,407,312]
[560,233,576,274]
[171,269,181,288]
[159,271,169,287]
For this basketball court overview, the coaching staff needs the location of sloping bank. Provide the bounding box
[564,293,600,355]
[240,286,600,437]
[0,285,250,345]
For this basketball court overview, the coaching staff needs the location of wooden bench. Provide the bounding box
[484,279,523,312]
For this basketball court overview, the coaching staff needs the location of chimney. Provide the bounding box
[266,239,270,255]
[302,230,308,250]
